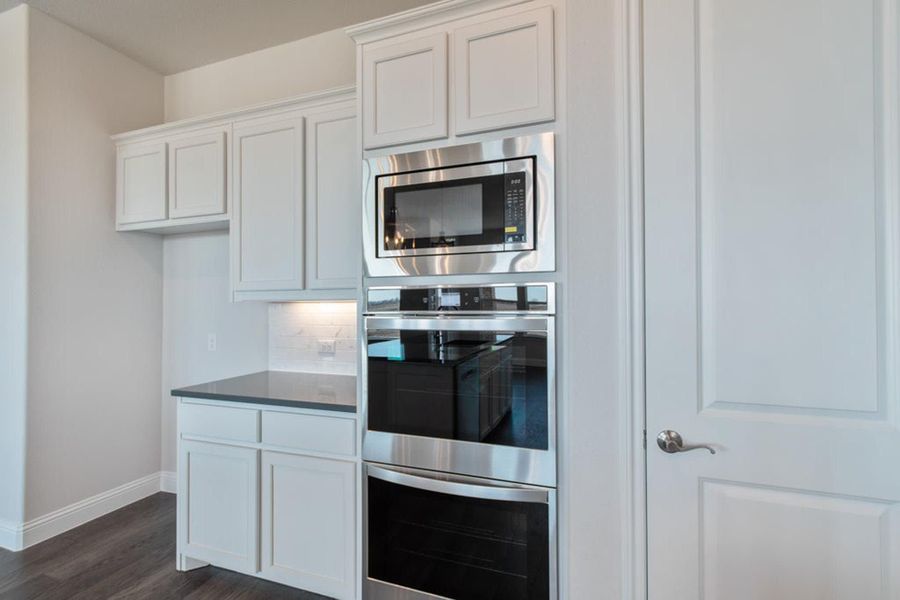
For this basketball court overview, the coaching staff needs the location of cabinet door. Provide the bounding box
[362,32,448,149]
[178,440,259,574]
[260,451,356,600]
[453,6,555,135]
[231,114,305,294]
[305,105,360,290]
[116,141,167,226]
[168,127,227,219]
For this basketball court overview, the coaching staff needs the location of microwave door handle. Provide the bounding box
[367,464,549,505]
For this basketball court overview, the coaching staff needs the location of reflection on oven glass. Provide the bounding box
[367,330,549,450]
[368,475,550,600]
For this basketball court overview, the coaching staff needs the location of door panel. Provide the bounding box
[645,0,900,597]
[168,128,227,219]
[700,481,899,600]
[694,0,880,416]
[231,113,305,293]
[179,440,259,574]
[261,451,355,599]
[362,33,448,149]
[453,7,555,135]
[305,105,360,290]
[116,141,166,225]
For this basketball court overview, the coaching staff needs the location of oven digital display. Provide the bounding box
[438,291,460,308]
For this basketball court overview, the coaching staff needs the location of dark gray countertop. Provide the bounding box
[171,370,356,413]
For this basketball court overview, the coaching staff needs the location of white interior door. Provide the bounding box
[644,0,900,598]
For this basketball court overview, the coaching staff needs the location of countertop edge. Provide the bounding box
[171,389,357,414]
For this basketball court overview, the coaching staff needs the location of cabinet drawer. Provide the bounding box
[180,403,259,443]
[262,411,355,457]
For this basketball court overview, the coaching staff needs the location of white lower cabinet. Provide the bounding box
[261,451,356,599]
[177,400,358,599]
[178,440,259,574]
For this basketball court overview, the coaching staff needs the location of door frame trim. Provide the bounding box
[620,0,647,598]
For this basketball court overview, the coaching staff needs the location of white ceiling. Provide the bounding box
[0,0,437,75]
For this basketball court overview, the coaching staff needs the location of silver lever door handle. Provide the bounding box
[656,430,716,454]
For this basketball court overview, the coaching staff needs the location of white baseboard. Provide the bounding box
[0,471,173,552]
[160,470,177,494]
[0,518,24,551]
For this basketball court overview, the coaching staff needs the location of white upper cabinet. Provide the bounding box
[231,112,306,297]
[116,141,167,226]
[349,1,559,150]
[168,127,227,219]
[305,104,360,290]
[453,6,555,135]
[113,87,359,298]
[362,32,448,149]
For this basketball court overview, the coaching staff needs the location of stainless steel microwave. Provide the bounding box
[363,133,555,277]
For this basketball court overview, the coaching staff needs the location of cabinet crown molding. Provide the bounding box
[111,85,355,144]
[345,0,531,44]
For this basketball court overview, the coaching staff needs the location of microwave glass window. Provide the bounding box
[367,328,549,450]
[367,475,550,600]
[381,171,528,255]
[391,184,484,239]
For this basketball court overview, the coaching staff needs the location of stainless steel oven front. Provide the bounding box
[362,283,556,488]
[363,133,555,277]
[363,463,558,600]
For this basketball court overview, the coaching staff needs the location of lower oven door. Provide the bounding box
[364,463,557,600]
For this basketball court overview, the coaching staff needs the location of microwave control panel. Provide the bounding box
[504,172,528,244]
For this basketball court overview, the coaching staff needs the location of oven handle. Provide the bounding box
[364,315,550,332]
[367,464,550,504]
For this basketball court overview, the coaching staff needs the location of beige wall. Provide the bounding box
[160,232,269,474]
[24,7,165,520]
[0,4,29,535]
[164,28,356,121]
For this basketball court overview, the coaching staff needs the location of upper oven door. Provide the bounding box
[376,158,534,258]
[363,315,556,487]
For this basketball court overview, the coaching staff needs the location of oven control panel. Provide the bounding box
[366,284,553,315]
[504,172,528,244]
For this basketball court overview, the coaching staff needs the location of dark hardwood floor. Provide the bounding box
[0,493,331,600]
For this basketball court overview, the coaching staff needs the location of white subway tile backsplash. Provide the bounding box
[268,302,358,375]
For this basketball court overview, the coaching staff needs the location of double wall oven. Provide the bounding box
[363,133,555,277]
[362,283,557,600]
